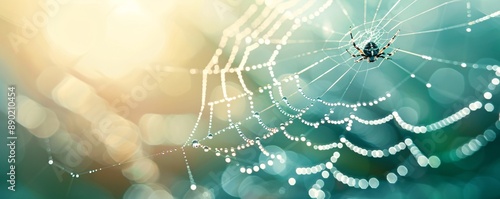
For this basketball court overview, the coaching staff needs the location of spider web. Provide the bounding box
[42,0,500,198]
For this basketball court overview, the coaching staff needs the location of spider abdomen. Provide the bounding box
[363,42,379,57]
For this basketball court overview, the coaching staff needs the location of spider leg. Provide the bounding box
[355,57,365,63]
[378,55,391,60]
[349,26,364,54]
[377,29,400,55]
[387,48,399,56]
[345,49,362,57]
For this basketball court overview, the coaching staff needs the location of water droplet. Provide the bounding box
[215,149,221,156]
[203,146,209,152]
[192,139,200,148]
[207,133,213,139]
[282,97,288,101]
[280,124,286,130]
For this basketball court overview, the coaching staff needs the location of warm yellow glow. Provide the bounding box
[139,114,168,145]
[164,114,196,145]
[158,71,192,96]
[17,95,47,129]
[46,3,106,57]
[0,0,39,27]
[31,108,60,138]
[52,75,94,110]
[164,24,206,64]
[69,0,166,79]
[210,82,248,121]
[106,1,165,60]
[122,158,159,183]
[33,0,168,79]
[36,66,66,98]
[77,97,109,123]
[103,121,141,162]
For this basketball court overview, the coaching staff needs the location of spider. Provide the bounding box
[345,27,400,63]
